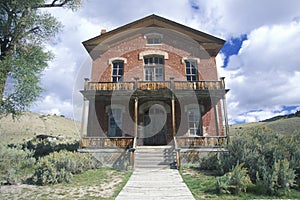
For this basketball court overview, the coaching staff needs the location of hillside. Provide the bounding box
[0,112,80,144]
[230,117,300,136]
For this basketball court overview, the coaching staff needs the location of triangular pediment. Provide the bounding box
[82,14,225,57]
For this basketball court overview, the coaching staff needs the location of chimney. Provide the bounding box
[101,29,106,34]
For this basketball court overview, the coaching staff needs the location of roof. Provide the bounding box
[82,14,225,57]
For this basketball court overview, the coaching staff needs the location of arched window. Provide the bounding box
[182,58,200,82]
[144,55,164,81]
[111,60,124,82]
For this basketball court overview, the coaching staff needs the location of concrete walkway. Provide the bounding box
[116,168,195,200]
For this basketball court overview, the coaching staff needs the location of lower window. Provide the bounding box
[108,109,122,137]
[187,108,202,136]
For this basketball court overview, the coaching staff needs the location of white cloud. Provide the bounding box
[31,94,73,117]
[190,0,300,38]
[224,21,300,123]
[29,0,300,124]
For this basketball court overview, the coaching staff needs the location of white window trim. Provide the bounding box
[139,50,169,60]
[108,57,127,65]
[181,57,200,64]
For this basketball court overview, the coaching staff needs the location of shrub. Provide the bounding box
[0,145,35,185]
[202,127,299,195]
[216,163,252,195]
[9,139,79,159]
[199,152,224,175]
[32,150,97,185]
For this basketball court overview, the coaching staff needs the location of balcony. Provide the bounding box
[84,79,225,91]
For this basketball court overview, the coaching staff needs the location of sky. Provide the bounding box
[30,0,300,125]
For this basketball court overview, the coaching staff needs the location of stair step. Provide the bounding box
[134,146,177,169]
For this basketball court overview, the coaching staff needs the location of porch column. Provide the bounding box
[80,78,89,139]
[222,96,230,141]
[134,97,139,138]
[172,94,176,137]
[213,98,220,136]
[80,97,87,138]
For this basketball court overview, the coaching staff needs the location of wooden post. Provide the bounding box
[134,97,138,138]
[172,95,176,137]
[80,97,87,139]
[176,150,181,169]
[170,77,174,90]
[222,97,230,143]
[213,99,220,136]
[84,78,89,90]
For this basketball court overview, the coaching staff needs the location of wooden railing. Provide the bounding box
[80,137,134,148]
[85,80,224,91]
[88,82,135,90]
[173,81,223,90]
[175,136,227,148]
[137,81,171,90]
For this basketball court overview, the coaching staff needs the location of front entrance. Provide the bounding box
[142,105,167,145]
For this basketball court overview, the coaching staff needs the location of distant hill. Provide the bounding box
[0,112,80,144]
[261,110,300,122]
[230,117,300,136]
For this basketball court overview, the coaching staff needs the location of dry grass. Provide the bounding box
[0,168,132,200]
[0,112,80,144]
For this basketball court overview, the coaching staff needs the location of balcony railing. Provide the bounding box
[85,80,225,91]
[175,136,227,148]
[80,137,134,148]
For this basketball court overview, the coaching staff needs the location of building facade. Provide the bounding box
[79,15,229,167]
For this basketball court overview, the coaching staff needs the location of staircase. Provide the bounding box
[134,146,177,169]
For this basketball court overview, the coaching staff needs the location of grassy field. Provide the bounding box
[0,167,132,200]
[0,112,80,144]
[181,167,300,200]
[229,117,300,136]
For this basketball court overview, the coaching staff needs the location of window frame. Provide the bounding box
[111,60,124,83]
[187,108,202,136]
[144,33,163,45]
[185,60,198,82]
[108,108,123,137]
[143,55,165,81]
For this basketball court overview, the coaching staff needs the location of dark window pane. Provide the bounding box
[159,57,163,64]
[191,67,196,74]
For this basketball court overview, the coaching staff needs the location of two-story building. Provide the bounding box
[79,15,229,168]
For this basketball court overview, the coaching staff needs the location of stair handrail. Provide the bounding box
[174,136,181,169]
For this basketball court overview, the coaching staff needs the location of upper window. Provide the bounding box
[185,60,198,82]
[187,108,202,136]
[112,60,124,82]
[145,33,163,45]
[144,55,164,81]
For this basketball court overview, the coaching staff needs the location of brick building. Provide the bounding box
[79,15,229,168]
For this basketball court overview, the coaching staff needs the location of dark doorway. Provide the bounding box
[143,105,167,145]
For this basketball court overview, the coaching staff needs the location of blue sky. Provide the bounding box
[30,0,300,125]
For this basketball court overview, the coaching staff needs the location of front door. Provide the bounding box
[143,105,167,145]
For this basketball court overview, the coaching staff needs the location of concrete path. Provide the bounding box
[116,168,195,200]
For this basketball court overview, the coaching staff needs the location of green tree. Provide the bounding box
[0,0,81,117]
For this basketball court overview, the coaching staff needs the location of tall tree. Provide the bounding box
[0,0,81,117]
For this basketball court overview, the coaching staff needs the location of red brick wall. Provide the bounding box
[86,33,223,139]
